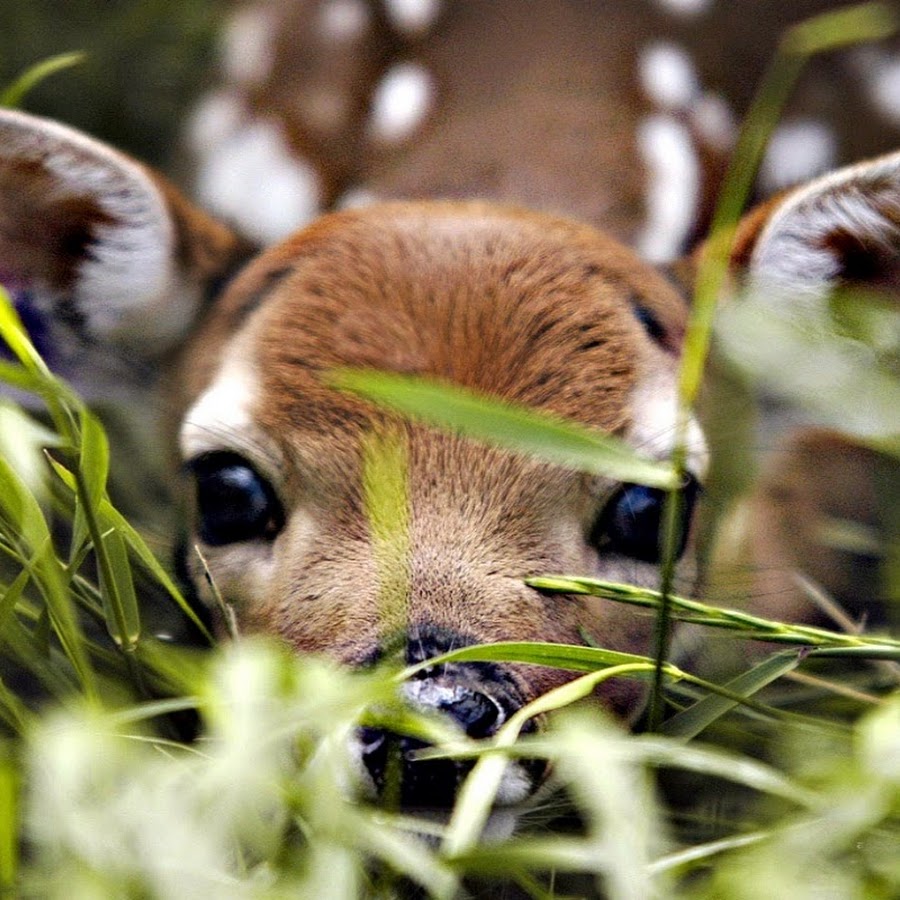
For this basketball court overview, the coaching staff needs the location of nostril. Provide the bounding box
[442,689,502,739]
[359,726,386,756]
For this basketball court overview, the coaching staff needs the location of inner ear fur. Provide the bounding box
[0,108,251,357]
[740,150,900,301]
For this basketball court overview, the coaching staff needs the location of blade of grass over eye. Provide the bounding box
[650,1,899,733]
[330,370,678,489]
[0,52,86,108]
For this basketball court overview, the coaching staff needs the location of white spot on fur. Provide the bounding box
[384,0,442,36]
[187,91,243,152]
[628,369,709,478]
[655,0,713,15]
[335,186,379,209]
[760,120,837,194]
[639,42,698,111]
[636,114,700,262]
[867,54,900,126]
[318,0,371,42]
[750,151,900,303]
[0,109,196,352]
[368,63,434,144]
[195,118,322,244]
[690,92,736,151]
[222,6,277,87]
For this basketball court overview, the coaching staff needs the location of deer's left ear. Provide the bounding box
[0,109,251,402]
[731,150,900,301]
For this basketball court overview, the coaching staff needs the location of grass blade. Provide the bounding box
[331,370,677,489]
[662,650,804,739]
[0,52,86,108]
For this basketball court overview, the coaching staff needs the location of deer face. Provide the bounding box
[171,203,705,804]
[1,107,897,808]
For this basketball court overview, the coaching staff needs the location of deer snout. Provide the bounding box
[355,628,544,809]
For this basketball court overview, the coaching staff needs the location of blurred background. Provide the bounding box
[1,0,897,207]
[0,0,223,168]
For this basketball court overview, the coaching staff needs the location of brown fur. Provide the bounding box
[0,157,113,291]
[175,202,690,713]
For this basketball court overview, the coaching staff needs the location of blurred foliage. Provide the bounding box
[0,0,225,168]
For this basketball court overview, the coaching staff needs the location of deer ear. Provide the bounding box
[0,109,250,401]
[736,150,900,302]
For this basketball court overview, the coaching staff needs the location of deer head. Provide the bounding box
[2,102,898,807]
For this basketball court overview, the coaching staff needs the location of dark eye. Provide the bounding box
[591,474,700,563]
[188,453,284,546]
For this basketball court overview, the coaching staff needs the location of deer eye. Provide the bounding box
[188,453,284,546]
[591,474,700,563]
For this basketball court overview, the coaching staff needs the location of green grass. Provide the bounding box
[0,3,898,897]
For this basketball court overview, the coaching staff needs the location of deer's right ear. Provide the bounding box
[0,109,251,401]
[731,149,900,304]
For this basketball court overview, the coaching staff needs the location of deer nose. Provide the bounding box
[444,685,502,738]
[357,679,509,808]
[403,676,506,737]
[355,626,542,808]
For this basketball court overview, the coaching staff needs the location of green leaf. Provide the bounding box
[330,370,678,489]
[97,526,141,650]
[48,455,212,642]
[0,454,52,555]
[105,505,211,642]
[716,298,900,437]
[0,753,19,890]
[402,641,663,679]
[662,650,804,739]
[0,52,87,108]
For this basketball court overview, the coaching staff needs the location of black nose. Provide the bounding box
[360,680,510,807]
[358,626,538,808]
[445,686,501,738]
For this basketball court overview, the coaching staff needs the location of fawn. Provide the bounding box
[1,0,897,808]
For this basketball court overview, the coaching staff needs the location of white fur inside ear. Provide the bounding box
[0,109,194,352]
[750,151,900,302]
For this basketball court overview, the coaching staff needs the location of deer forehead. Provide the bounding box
[179,203,693,482]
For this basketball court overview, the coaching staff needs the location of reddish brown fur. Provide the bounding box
[0,158,113,291]
[175,202,690,713]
